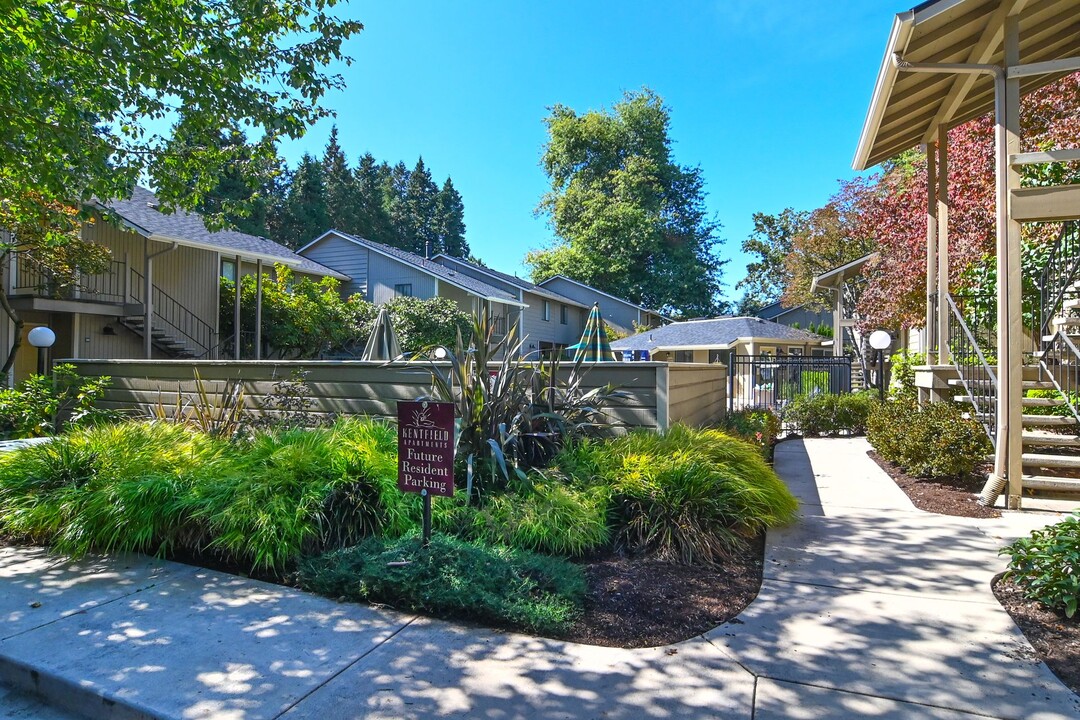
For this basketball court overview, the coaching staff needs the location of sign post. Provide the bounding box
[397,400,455,546]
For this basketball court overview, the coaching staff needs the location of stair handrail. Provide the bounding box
[1036,329,1080,430]
[946,293,998,443]
[1038,220,1080,342]
[129,267,214,356]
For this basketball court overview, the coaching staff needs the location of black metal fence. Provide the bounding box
[727,355,852,416]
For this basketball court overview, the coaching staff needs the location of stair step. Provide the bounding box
[1023,414,1077,426]
[1023,431,1080,447]
[1022,475,1080,493]
[1023,397,1067,407]
[1022,453,1080,469]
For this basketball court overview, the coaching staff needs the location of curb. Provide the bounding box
[0,651,159,720]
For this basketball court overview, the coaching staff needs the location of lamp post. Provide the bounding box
[27,326,56,376]
[869,330,892,402]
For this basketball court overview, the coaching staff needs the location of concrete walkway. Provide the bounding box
[0,438,1076,719]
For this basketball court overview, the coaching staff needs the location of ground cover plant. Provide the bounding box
[1002,513,1080,618]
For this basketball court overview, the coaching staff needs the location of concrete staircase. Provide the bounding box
[116,315,198,358]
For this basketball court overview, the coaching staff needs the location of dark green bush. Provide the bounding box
[297,532,586,635]
[717,407,781,458]
[888,350,925,400]
[1023,388,1080,418]
[786,392,875,437]
[867,399,992,478]
[1002,513,1080,618]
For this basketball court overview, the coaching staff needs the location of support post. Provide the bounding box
[234,254,242,361]
[925,141,938,362]
[832,289,843,357]
[255,259,263,361]
[1004,15,1024,508]
[937,125,951,366]
[144,253,153,359]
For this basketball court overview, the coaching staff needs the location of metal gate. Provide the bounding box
[728,355,852,413]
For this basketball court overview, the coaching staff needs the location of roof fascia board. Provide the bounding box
[853,11,917,170]
[810,253,879,290]
[912,0,975,24]
[434,254,587,308]
[148,233,300,266]
[538,274,670,318]
[311,231,525,307]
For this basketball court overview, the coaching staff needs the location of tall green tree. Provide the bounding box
[0,0,360,372]
[277,155,329,248]
[436,178,469,258]
[404,157,439,256]
[526,89,726,317]
[736,208,810,310]
[383,162,411,249]
[189,128,283,238]
[354,153,396,245]
[322,126,361,234]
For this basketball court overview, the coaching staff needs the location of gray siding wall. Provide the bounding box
[438,283,477,315]
[67,359,721,429]
[540,278,640,334]
[518,290,586,350]
[299,235,369,298]
[369,253,437,304]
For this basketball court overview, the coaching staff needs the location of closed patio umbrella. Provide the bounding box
[361,306,402,361]
[569,303,616,362]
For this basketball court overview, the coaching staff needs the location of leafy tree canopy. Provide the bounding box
[526,89,727,318]
[736,208,809,311]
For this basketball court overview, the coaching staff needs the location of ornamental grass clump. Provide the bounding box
[554,424,798,564]
[298,532,586,635]
[0,421,224,556]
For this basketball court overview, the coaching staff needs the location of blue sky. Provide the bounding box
[278,1,901,304]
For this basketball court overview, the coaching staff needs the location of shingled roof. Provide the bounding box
[100,187,349,280]
[431,255,587,307]
[301,231,522,304]
[611,316,825,352]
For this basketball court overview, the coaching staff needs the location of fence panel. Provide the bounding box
[727,355,852,423]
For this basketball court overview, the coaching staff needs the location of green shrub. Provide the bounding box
[297,532,586,635]
[1002,513,1080,618]
[888,350,925,400]
[554,425,798,563]
[1023,388,1080,418]
[0,421,224,555]
[0,364,119,439]
[866,399,992,478]
[786,392,875,437]
[718,407,781,458]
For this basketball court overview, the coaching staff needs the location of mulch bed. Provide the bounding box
[866,450,1080,697]
[563,533,765,648]
[993,575,1080,696]
[866,450,1000,518]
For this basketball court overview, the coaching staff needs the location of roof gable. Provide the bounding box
[611,316,824,351]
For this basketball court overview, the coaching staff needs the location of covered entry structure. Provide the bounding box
[854,0,1080,508]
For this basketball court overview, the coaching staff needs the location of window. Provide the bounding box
[542,301,551,322]
[788,346,804,356]
[394,283,413,297]
[811,348,827,357]
[221,259,237,282]
[708,349,732,365]
[674,350,693,363]
[560,304,568,325]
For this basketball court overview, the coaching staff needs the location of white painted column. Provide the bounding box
[925,141,938,363]
[1004,15,1025,508]
[255,259,263,361]
[234,254,242,360]
[937,126,951,366]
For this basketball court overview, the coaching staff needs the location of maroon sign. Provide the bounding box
[397,400,455,497]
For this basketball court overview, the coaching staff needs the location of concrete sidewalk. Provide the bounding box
[0,438,1076,719]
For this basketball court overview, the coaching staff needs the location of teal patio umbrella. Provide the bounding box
[569,303,617,362]
[361,306,402,361]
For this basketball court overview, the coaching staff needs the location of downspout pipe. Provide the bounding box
[889,53,1010,497]
[144,242,179,359]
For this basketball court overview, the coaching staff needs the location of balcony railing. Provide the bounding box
[11,256,128,304]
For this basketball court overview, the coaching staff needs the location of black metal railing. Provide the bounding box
[1038,220,1080,343]
[12,256,127,304]
[129,268,214,357]
[1036,330,1080,428]
[945,293,998,443]
[727,355,852,420]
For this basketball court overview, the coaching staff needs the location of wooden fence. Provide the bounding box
[66,359,727,430]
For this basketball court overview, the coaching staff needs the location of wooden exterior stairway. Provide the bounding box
[116,315,198,358]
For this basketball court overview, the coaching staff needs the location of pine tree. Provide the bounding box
[404,157,439,256]
[322,126,360,233]
[383,161,411,250]
[436,177,468,257]
[354,153,396,245]
[276,154,329,248]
